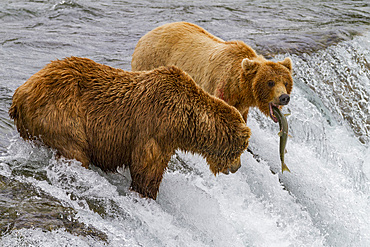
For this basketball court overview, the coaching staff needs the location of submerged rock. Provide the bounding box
[0,175,107,242]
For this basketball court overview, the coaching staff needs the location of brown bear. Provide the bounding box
[9,57,251,200]
[131,22,293,123]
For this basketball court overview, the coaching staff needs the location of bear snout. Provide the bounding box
[279,94,290,105]
[221,157,241,175]
[229,158,241,173]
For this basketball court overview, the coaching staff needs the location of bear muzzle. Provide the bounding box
[269,93,290,123]
[221,158,241,175]
[279,94,290,105]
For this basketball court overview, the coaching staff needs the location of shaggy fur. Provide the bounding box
[9,57,251,199]
[131,22,294,122]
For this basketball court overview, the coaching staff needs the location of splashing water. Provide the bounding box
[1,33,369,245]
[1,0,369,246]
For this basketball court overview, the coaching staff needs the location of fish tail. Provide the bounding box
[282,163,291,173]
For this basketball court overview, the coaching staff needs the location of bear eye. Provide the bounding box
[268,80,275,87]
[285,82,288,87]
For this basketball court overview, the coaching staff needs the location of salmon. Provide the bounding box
[272,105,291,173]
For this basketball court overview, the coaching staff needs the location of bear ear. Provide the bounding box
[278,57,292,71]
[241,58,260,73]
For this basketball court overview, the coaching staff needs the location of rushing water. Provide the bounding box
[0,0,369,246]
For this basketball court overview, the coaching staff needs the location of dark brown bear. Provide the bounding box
[9,57,251,199]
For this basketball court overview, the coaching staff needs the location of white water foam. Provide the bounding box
[1,34,369,246]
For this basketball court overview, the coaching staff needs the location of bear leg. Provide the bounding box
[130,138,170,200]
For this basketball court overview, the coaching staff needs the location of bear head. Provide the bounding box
[204,120,250,175]
[242,56,293,122]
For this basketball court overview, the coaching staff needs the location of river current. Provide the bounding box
[0,1,369,246]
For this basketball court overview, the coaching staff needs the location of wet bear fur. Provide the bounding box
[9,57,251,199]
[131,21,294,122]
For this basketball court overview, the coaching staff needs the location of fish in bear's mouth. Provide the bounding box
[269,103,279,123]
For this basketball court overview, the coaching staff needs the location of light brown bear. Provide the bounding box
[9,57,251,200]
[131,22,293,123]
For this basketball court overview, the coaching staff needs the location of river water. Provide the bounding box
[0,0,369,246]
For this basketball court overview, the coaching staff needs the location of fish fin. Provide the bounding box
[284,149,287,154]
[284,113,291,117]
[278,131,283,137]
[282,163,291,173]
[288,134,292,138]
